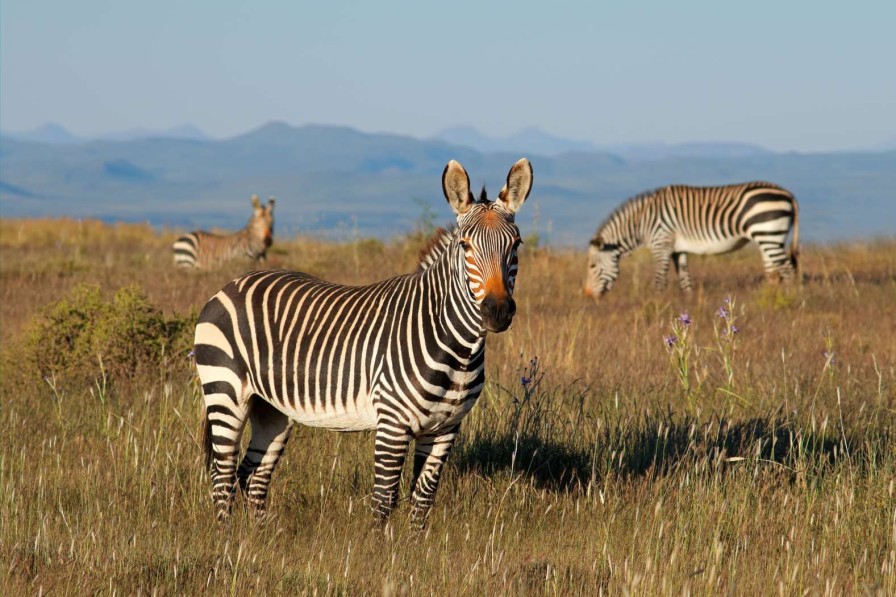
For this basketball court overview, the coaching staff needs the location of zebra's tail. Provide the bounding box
[790,197,800,276]
[202,408,213,472]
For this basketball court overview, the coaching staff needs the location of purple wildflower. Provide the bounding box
[188,349,195,360]
[718,307,729,319]
[724,295,732,304]
[823,351,835,365]
[677,313,691,326]
[521,376,532,389]
[664,335,677,347]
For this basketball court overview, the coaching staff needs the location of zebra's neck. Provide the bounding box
[418,235,486,359]
[600,194,652,255]
[230,225,266,258]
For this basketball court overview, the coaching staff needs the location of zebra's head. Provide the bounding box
[584,235,621,298]
[443,158,533,333]
[249,195,276,248]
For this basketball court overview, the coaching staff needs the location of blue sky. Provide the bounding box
[2,0,894,151]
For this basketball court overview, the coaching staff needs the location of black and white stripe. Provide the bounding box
[173,195,275,269]
[194,159,532,526]
[585,182,799,296]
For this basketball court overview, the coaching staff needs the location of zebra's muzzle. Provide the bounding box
[481,295,516,333]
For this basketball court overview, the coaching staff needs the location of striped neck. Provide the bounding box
[419,232,487,353]
[599,194,651,255]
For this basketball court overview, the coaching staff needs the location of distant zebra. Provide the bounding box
[173,195,275,269]
[194,158,533,526]
[585,182,799,297]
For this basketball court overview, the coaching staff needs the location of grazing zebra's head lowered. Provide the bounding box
[194,158,532,528]
[172,194,275,269]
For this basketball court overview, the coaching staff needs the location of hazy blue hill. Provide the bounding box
[1,123,893,244]
[98,123,210,142]
[4,123,83,145]
[2,123,210,144]
[434,126,599,156]
[596,141,772,162]
[433,127,772,162]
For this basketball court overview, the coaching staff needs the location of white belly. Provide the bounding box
[282,393,378,432]
[674,236,749,255]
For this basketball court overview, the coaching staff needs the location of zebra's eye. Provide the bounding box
[459,239,471,251]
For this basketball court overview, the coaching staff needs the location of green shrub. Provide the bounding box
[15,283,194,386]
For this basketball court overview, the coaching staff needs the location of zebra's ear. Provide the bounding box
[251,195,261,209]
[496,158,533,214]
[443,160,474,215]
[266,197,275,213]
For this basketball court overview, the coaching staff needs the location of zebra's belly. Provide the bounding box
[674,236,749,255]
[279,395,378,432]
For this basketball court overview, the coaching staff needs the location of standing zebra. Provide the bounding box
[173,195,275,269]
[585,182,799,297]
[194,158,533,526]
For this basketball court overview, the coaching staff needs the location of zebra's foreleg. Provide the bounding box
[651,244,673,291]
[409,424,460,528]
[237,396,293,520]
[673,252,693,293]
[371,423,412,522]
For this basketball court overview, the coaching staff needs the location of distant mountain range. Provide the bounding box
[1,121,894,245]
[431,126,772,161]
[3,123,210,145]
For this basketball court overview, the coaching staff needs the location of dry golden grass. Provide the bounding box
[1,217,894,594]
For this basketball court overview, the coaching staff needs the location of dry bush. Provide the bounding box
[8,283,194,389]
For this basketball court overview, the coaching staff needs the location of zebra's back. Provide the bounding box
[649,182,796,253]
[172,230,256,269]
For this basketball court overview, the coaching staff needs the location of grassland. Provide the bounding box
[1,218,894,595]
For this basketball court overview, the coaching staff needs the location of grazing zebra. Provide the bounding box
[585,182,799,297]
[194,158,533,526]
[173,195,275,269]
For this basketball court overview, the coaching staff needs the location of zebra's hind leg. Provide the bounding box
[237,396,293,521]
[409,424,461,529]
[202,384,251,523]
[673,252,693,293]
[371,422,412,523]
[754,235,792,283]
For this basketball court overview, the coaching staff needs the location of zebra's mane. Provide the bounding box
[417,226,457,271]
[416,187,489,271]
[595,187,659,236]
